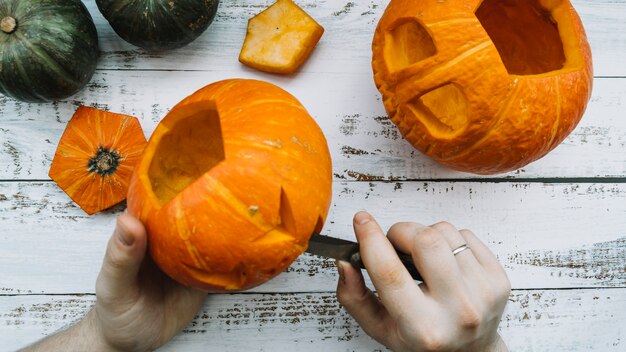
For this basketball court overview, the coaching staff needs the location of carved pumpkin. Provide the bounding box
[372,0,593,174]
[49,106,147,215]
[126,79,332,292]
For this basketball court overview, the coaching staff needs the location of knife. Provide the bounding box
[307,233,423,281]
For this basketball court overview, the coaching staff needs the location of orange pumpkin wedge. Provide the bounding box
[127,79,333,292]
[239,0,324,74]
[49,106,147,215]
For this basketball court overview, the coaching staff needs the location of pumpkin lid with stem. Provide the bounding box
[49,106,147,215]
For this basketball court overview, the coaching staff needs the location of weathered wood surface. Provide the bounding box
[1,181,624,294]
[1,0,625,350]
[1,74,625,180]
[1,289,624,352]
[1,0,626,180]
[83,0,626,76]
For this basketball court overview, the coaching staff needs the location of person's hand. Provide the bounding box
[24,214,207,352]
[87,214,207,351]
[336,212,510,352]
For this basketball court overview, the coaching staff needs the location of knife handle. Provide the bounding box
[349,251,423,281]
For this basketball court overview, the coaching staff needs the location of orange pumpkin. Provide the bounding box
[126,79,332,292]
[372,0,593,174]
[49,106,147,215]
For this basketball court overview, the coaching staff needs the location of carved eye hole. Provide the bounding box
[406,83,469,137]
[148,104,225,204]
[383,19,437,73]
[476,0,566,75]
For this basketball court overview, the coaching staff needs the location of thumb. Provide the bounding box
[97,214,148,299]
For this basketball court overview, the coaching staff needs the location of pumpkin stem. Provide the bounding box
[1,17,17,34]
[88,147,121,176]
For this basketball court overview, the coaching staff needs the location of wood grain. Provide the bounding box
[1,74,624,180]
[1,181,624,294]
[1,1,625,180]
[0,0,624,350]
[1,289,623,352]
[83,0,626,76]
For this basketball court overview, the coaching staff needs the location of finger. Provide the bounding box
[97,214,148,300]
[353,212,425,319]
[459,229,508,280]
[386,222,428,254]
[386,222,465,298]
[459,230,511,308]
[335,260,395,346]
[431,222,484,277]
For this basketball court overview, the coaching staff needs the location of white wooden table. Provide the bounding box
[1,1,625,350]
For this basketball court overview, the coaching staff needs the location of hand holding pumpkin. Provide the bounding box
[336,212,510,352]
[92,214,207,351]
[25,214,207,351]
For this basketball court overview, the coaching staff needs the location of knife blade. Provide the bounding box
[307,233,423,281]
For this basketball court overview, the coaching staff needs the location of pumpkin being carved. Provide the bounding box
[372,0,593,174]
[127,79,332,292]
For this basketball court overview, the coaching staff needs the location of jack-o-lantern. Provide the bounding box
[372,0,593,174]
[127,79,332,292]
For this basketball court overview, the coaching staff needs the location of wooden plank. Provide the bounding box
[1,289,624,352]
[82,0,626,77]
[1,181,624,294]
[1,73,624,180]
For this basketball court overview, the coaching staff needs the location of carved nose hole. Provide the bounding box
[406,83,469,137]
[383,19,437,73]
[476,0,566,75]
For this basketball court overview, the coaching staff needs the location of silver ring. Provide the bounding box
[452,244,470,256]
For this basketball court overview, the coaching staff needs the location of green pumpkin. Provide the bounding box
[0,0,99,103]
[96,0,220,51]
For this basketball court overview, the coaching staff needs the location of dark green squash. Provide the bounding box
[0,0,99,103]
[96,0,220,51]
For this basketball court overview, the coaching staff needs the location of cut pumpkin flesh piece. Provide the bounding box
[239,0,324,74]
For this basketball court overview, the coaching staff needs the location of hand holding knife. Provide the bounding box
[306,233,423,281]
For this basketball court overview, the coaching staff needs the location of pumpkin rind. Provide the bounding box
[372,0,593,174]
[0,0,99,103]
[95,0,220,51]
[49,106,147,215]
[127,79,333,292]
